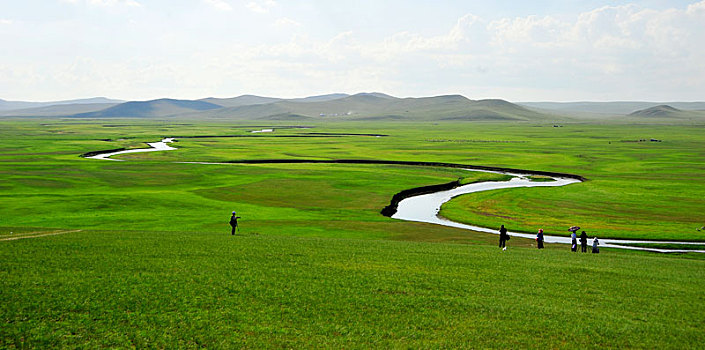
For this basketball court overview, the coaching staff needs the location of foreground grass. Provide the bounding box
[2,230,704,348]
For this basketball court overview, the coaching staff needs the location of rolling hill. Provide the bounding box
[0,93,569,121]
[199,95,282,108]
[626,104,702,119]
[520,101,705,116]
[200,93,351,108]
[73,98,222,118]
[180,93,548,121]
[5,95,705,122]
[289,93,351,103]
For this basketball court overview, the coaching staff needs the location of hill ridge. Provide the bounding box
[74,98,222,118]
[3,93,552,121]
[628,104,682,118]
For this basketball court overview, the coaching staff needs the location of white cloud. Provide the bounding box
[254,2,702,99]
[195,2,703,98]
[5,1,705,101]
[687,0,705,14]
[489,15,573,52]
[61,0,141,7]
[246,0,276,14]
[0,19,13,25]
[275,17,301,28]
[203,0,232,11]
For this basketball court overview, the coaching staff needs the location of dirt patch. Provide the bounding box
[0,230,82,241]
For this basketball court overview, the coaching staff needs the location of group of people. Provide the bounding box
[499,224,600,253]
[570,230,599,253]
[231,212,601,254]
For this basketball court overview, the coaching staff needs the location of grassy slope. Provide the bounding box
[433,123,705,240]
[1,119,705,347]
[0,122,499,235]
[76,99,222,118]
[627,105,705,120]
[2,231,704,348]
[105,121,703,241]
[2,120,703,240]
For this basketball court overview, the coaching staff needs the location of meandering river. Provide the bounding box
[392,173,705,253]
[86,138,176,161]
[86,138,704,253]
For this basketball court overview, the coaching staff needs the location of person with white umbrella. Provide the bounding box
[569,226,579,252]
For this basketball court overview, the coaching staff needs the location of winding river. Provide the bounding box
[392,173,705,253]
[86,138,704,253]
[86,138,176,161]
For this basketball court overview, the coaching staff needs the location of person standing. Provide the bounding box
[499,224,509,250]
[592,237,600,253]
[536,228,544,249]
[229,211,241,235]
[580,231,588,253]
[571,231,577,252]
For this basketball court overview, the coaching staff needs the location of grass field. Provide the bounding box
[3,230,704,348]
[1,118,704,347]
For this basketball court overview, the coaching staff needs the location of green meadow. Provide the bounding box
[2,119,705,348]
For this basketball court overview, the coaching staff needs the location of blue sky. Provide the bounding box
[1,0,703,101]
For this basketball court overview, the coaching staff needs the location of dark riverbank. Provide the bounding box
[79,148,127,158]
[222,158,587,182]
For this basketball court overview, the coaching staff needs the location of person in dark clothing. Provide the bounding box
[229,211,241,235]
[536,228,544,249]
[499,224,509,250]
[580,231,588,252]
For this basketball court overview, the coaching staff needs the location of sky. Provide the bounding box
[1,0,704,102]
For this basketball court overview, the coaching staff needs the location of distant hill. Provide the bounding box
[199,95,282,108]
[289,93,350,103]
[179,93,548,121]
[6,96,705,122]
[0,103,119,117]
[519,101,705,115]
[201,93,352,108]
[2,93,561,121]
[623,105,705,120]
[74,99,222,118]
[0,97,124,111]
[628,105,684,118]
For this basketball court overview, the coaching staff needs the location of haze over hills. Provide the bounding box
[72,98,222,118]
[289,93,351,103]
[0,97,123,111]
[0,93,549,121]
[0,103,120,117]
[176,93,548,121]
[519,101,705,115]
[197,93,351,108]
[625,105,704,119]
[199,95,282,108]
[1,93,704,121]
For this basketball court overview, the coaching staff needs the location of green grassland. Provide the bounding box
[2,118,705,347]
[31,119,698,241]
[3,231,704,348]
